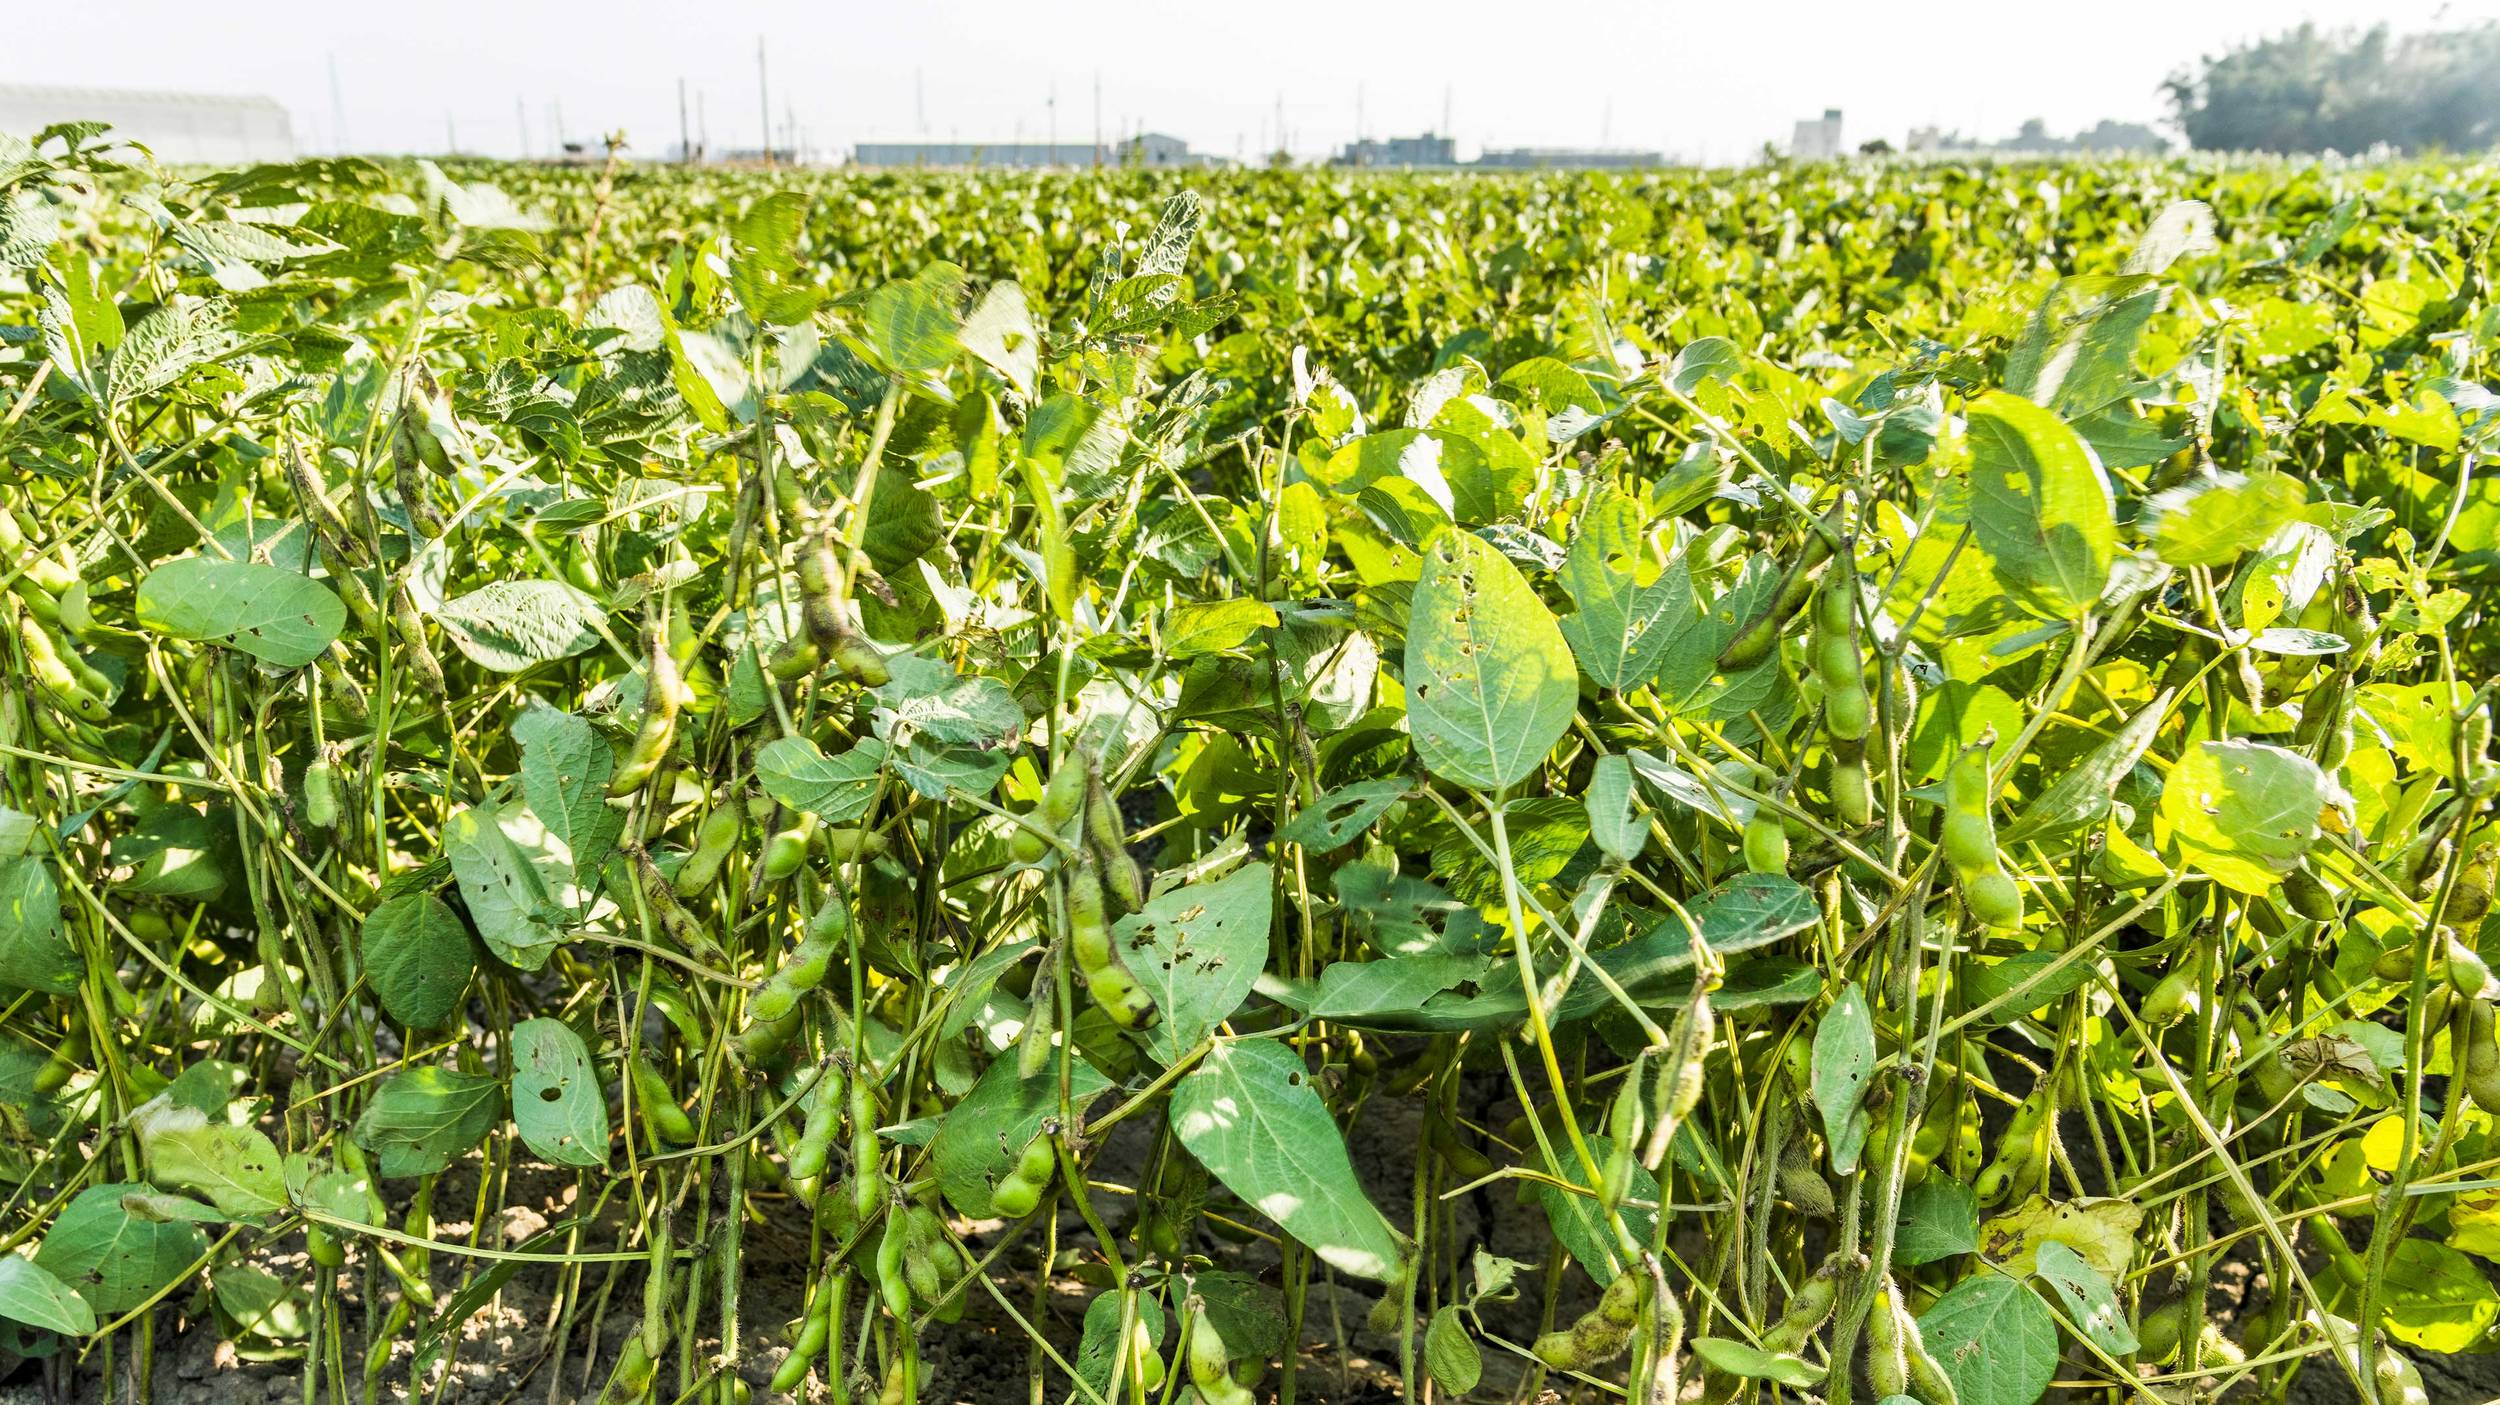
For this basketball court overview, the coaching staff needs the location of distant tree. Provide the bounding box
[2166,22,2500,153]
[1857,138,1894,157]
[2071,120,2167,154]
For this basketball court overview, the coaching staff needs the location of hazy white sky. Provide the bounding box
[12,0,2500,162]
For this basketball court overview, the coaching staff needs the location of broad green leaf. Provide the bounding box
[443,801,563,970]
[137,558,344,666]
[2158,740,2330,894]
[353,1067,504,1178]
[1120,862,1274,1067]
[869,654,1024,749]
[860,265,962,379]
[1172,1041,1405,1282]
[133,1101,286,1219]
[1557,488,1698,692]
[2381,1239,2498,1353]
[431,581,603,672]
[754,736,884,822]
[1812,984,1876,1174]
[958,280,1040,398]
[1404,527,1576,792]
[361,893,474,1029]
[0,1255,96,1336]
[2141,471,2306,567]
[1585,752,1645,861]
[1303,954,1488,1022]
[1073,1291,1167,1399]
[1666,337,1740,393]
[1277,780,1411,852]
[0,857,77,996]
[1424,1306,1482,1394]
[33,1183,211,1316]
[1895,1178,1981,1267]
[1164,599,1279,659]
[2031,1241,2137,1355]
[510,1019,607,1168]
[728,191,819,326]
[2003,690,2173,842]
[928,1054,1111,1219]
[1916,1272,2059,1405]
[1964,391,2116,619]
[1535,1132,1656,1279]
[511,706,623,891]
[1690,1337,1822,1388]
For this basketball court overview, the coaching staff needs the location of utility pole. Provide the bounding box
[1356,82,1365,162]
[1274,91,1285,162]
[1442,85,1452,139]
[915,70,926,135]
[444,111,457,156]
[678,78,691,164]
[757,35,773,167]
[697,91,709,161]
[553,101,568,153]
[326,54,349,154]
[516,97,530,159]
[1092,71,1102,166]
[1048,81,1057,160]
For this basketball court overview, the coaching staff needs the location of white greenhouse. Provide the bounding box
[0,85,295,164]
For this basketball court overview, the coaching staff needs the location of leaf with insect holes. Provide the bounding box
[137,558,344,666]
[1120,862,1273,1067]
[33,1183,211,1316]
[1915,1273,2059,1405]
[2158,740,2331,894]
[1558,486,1697,691]
[511,1019,606,1168]
[1404,526,1576,792]
[1173,1041,1405,1283]
[1813,983,1876,1174]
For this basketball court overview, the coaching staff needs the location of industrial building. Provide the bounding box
[1473,146,1662,169]
[1336,132,1459,167]
[1791,108,1845,159]
[852,132,1202,168]
[1331,133,1661,170]
[0,84,294,164]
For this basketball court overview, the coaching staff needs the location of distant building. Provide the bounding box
[1472,146,1662,169]
[0,84,293,164]
[1336,132,1459,167]
[852,132,1206,168]
[1791,108,1844,159]
[1901,119,2169,158]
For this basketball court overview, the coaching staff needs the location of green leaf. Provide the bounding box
[352,1067,504,1178]
[510,1019,607,1168]
[1812,984,1876,1174]
[1404,527,1577,792]
[958,280,1040,398]
[1915,1273,2059,1405]
[1585,752,1646,861]
[1121,862,1274,1068]
[2030,1241,2137,1355]
[1172,1041,1406,1282]
[2158,740,2330,895]
[1895,1178,1981,1267]
[1164,599,1279,659]
[1534,1132,1656,1279]
[2381,1239,2498,1353]
[2003,690,2173,842]
[511,706,623,892]
[753,736,884,823]
[927,1054,1111,1218]
[33,1183,211,1316]
[0,856,77,996]
[1666,337,1740,393]
[1689,1337,1822,1388]
[1964,391,2116,619]
[0,1255,96,1336]
[1424,1306,1482,1395]
[860,266,962,379]
[443,801,564,970]
[1277,780,1410,851]
[134,1101,286,1219]
[1073,1291,1166,1400]
[137,558,345,667]
[728,191,820,326]
[868,654,1024,749]
[430,581,604,672]
[1303,954,1488,1022]
[2141,471,2306,567]
[1557,487,1697,691]
[361,893,474,1029]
